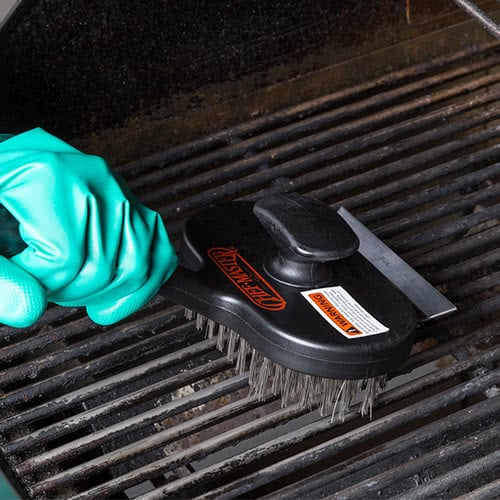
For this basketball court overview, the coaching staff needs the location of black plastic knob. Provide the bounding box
[253,193,359,287]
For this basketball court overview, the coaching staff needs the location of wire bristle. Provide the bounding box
[189,310,387,422]
[184,308,195,320]
[236,337,248,374]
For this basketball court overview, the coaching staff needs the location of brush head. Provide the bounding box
[161,194,417,380]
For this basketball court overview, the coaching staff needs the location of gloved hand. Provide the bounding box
[0,128,177,327]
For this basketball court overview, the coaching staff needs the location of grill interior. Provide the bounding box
[0,38,499,499]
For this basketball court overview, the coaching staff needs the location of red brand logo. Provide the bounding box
[208,247,287,311]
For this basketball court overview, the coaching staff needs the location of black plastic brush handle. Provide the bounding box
[253,193,359,287]
[161,196,418,379]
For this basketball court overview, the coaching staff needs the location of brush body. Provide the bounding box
[161,194,417,417]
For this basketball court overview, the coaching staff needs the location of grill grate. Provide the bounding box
[0,42,499,499]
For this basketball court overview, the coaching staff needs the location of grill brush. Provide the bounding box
[0,189,455,420]
[161,193,456,420]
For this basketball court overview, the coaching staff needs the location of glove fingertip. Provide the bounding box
[86,292,149,326]
[0,258,47,327]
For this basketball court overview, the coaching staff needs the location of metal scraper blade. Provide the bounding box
[337,207,457,321]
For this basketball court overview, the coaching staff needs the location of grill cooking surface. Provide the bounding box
[1,43,499,499]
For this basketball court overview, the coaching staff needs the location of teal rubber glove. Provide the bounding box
[0,128,177,327]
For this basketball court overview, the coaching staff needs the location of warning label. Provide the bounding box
[301,286,388,339]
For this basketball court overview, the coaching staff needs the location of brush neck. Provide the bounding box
[254,193,359,287]
[264,249,333,287]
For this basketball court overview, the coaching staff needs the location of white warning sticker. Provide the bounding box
[301,286,389,339]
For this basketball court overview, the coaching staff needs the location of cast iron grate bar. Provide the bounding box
[126,55,500,196]
[116,41,498,177]
[116,368,500,500]
[157,91,500,225]
[267,395,500,499]
[0,42,499,499]
[322,430,500,500]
